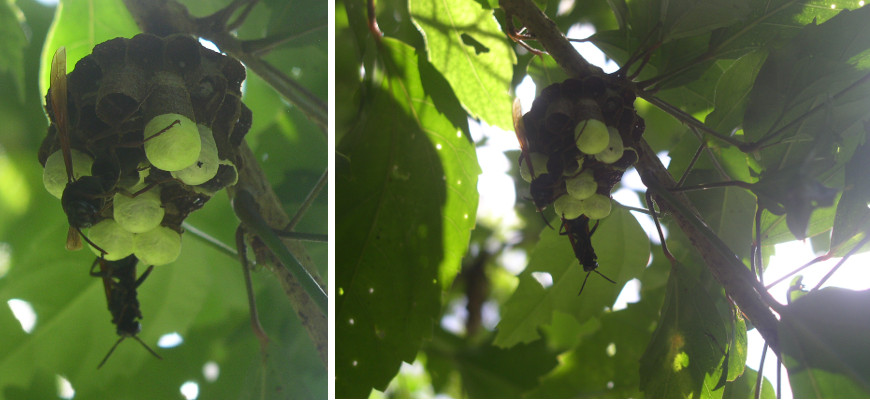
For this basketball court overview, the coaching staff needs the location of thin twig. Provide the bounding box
[812,234,870,290]
[286,168,327,231]
[273,230,328,242]
[756,342,767,398]
[234,189,327,314]
[182,221,238,258]
[235,226,270,351]
[646,191,675,263]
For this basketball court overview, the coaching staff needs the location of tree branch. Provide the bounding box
[499,0,781,352]
[232,143,328,365]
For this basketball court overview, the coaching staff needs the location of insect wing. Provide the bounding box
[50,47,73,183]
[513,97,536,179]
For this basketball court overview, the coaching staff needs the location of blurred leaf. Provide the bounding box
[526,56,570,94]
[760,192,840,246]
[607,0,628,31]
[530,300,660,398]
[684,169,757,261]
[639,261,727,398]
[788,366,870,398]
[39,0,139,97]
[410,0,515,129]
[0,1,27,101]
[709,0,864,59]
[831,127,870,255]
[425,328,558,398]
[336,38,480,397]
[657,0,752,42]
[780,287,870,395]
[722,366,775,398]
[725,312,748,382]
[751,167,839,240]
[262,0,326,48]
[494,207,648,347]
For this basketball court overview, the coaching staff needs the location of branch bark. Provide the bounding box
[499,0,781,352]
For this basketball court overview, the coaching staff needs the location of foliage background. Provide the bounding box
[337,0,870,397]
[0,0,326,399]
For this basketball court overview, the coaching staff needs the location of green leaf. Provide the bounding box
[639,262,728,398]
[494,207,648,347]
[709,0,864,59]
[409,0,515,129]
[0,1,27,102]
[705,50,768,133]
[743,6,870,170]
[40,0,139,97]
[529,301,659,398]
[336,38,480,397]
[779,287,870,395]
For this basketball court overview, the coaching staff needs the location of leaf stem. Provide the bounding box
[233,189,327,314]
[181,221,238,258]
[286,168,328,231]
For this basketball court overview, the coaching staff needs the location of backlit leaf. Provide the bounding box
[410,0,515,129]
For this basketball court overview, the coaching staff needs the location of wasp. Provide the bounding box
[560,215,616,295]
[89,255,162,368]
